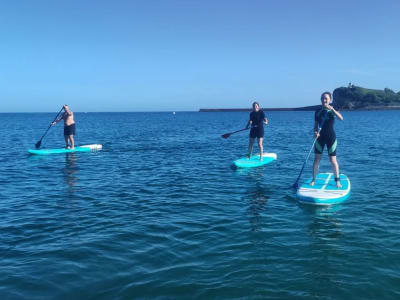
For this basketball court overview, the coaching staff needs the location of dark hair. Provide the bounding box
[320,92,332,102]
[252,101,260,108]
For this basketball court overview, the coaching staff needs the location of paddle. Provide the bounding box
[292,110,329,190]
[35,107,64,149]
[221,128,249,139]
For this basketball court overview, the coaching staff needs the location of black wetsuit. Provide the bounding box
[314,108,337,156]
[249,110,265,138]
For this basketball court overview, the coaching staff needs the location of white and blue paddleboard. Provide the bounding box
[28,144,102,155]
[296,173,351,205]
[233,153,277,168]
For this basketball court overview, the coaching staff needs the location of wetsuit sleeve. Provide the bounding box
[314,110,319,131]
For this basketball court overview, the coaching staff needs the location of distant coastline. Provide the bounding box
[200,84,400,112]
[199,105,320,112]
[199,105,400,112]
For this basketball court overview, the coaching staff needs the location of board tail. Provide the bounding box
[80,144,102,150]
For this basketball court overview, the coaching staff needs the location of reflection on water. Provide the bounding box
[301,204,346,298]
[233,165,267,179]
[302,202,344,216]
[63,153,78,192]
[303,204,344,240]
[233,166,273,232]
[243,184,270,232]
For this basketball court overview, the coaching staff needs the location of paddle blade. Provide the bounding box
[221,133,231,139]
[35,140,42,149]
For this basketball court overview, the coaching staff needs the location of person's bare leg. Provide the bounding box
[248,138,255,158]
[329,155,342,188]
[64,135,69,148]
[258,137,263,160]
[310,154,322,186]
[69,135,75,149]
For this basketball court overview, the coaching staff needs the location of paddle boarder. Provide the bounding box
[310,92,343,188]
[246,101,268,160]
[51,104,76,149]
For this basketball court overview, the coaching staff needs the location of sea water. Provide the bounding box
[0,111,399,299]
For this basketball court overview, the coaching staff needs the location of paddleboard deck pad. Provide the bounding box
[296,173,351,205]
[28,144,102,155]
[233,153,277,168]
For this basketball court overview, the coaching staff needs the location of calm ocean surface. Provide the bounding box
[0,111,399,299]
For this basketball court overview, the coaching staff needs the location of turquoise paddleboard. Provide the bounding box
[28,144,102,155]
[296,173,351,205]
[233,153,277,168]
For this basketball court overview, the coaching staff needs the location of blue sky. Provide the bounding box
[1,0,399,112]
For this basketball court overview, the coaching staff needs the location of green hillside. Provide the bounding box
[333,85,400,109]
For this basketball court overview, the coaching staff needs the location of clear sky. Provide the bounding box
[1,0,400,112]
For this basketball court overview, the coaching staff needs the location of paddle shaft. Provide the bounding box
[229,128,249,135]
[221,128,249,138]
[293,110,329,189]
[36,107,64,147]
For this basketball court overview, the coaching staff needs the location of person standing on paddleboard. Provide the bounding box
[311,92,343,188]
[51,104,76,149]
[246,101,268,160]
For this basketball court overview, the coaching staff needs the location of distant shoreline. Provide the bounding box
[199,105,319,112]
[199,105,400,112]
